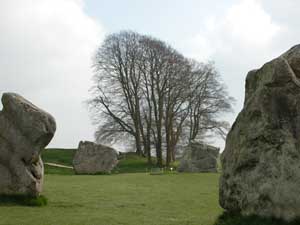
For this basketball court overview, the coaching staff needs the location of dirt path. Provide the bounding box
[44,162,73,169]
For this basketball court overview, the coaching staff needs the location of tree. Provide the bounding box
[138,36,175,166]
[89,31,144,155]
[186,60,234,142]
[163,52,191,166]
[89,30,234,167]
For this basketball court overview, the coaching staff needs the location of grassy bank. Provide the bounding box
[42,148,75,166]
[42,149,170,174]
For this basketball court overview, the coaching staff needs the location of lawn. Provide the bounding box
[0,173,222,225]
[3,150,295,225]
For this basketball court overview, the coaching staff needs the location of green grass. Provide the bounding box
[113,152,178,173]
[0,194,47,207]
[0,173,297,225]
[0,173,221,225]
[37,149,298,225]
[42,148,75,166]
[2,146,299,225]
[42,149,161,175]
[215,212,300,225]
[42,148,75,175]
[44,164,75,175]
[113,152,156,173]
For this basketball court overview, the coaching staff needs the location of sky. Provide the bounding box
[0,0,299,149]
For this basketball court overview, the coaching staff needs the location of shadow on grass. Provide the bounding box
[214,212,300,225]
[0,194,47,207]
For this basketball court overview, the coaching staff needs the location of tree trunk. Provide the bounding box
[166,136,171,167]
[156,129,163,167]
[171,145,176,162]
[146,142,152,165]
[135,131,142,156]
[165,117,172,167]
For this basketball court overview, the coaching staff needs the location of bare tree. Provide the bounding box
[89,31,234,167]
[89,31,144,155]
[138,36,172,166]
[186,60,234,142]
[163,52,191,166]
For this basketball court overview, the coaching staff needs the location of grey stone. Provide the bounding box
[220,45,300,221]
[73,141,118,174]
[178,141,219,172]
[0,93,56,196]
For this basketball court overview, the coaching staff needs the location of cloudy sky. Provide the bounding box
[0,0,299,149]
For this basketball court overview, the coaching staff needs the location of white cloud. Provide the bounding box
[188,0,281,62]
[225,0,280,46]
[0,0,105,148]
[183,0,286,149]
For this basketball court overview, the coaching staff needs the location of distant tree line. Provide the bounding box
[88,31,234,167]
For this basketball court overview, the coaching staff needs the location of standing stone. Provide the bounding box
[178,141,219,172]
[0,93,56,196]
[73,141,118,174]
[220,45,300,221]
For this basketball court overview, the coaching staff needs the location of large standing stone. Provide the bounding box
[73,141,118,174]
[220,45,300,221]
[0,93,56,196]
[178,141,219,172]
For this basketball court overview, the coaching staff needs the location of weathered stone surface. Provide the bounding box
[73,141,118,174]
[220,45,300,221]
[0,93,56,196]
[178,141,219,172]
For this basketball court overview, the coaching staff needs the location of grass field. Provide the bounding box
[0,173,221,225]
[1,149,296,225]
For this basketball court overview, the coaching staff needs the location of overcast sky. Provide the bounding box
[0,0,299,149]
